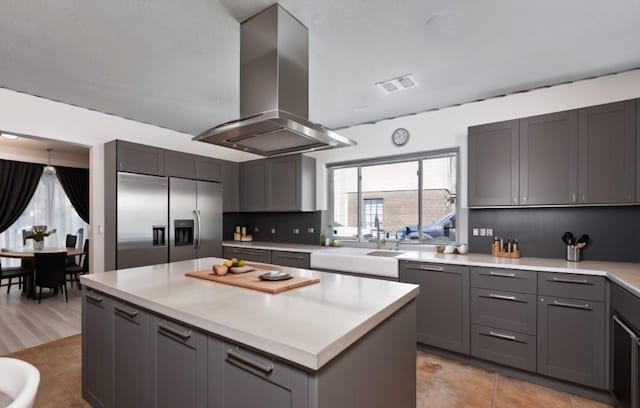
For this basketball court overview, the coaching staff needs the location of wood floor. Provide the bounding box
[0,285,82,355]
[5,334,613,408]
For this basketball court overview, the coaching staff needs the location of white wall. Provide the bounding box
[308,69,640,243]
[0,143,90,168]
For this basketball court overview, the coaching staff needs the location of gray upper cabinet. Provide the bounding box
[520,111,578,205]
[82,291,114,408]
[578,100,636,204]
[399,261,470,354]
[239,160,268,211]
[239,154,316,212]
[468,120,519,207]
[637,100,640,202]
[165,150,223,182]
[196,157,223,182]
[117,140,166,175]
[221,161,239,212]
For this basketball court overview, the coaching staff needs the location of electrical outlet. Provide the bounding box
[479,228,486,236]
[307,227,314,234]
[254,227,259,233]
[472,228,479,237]
[486,228,493,237]
[293,228,299,235]
[271,228,276,234]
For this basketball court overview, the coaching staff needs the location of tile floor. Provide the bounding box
[6,335,613,408]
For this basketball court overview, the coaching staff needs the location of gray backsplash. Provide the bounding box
[469,206,640,262]
[223,211,325,245]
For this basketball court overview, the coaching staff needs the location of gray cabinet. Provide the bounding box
[271,251,310,269]
[399,261,470,354]
[239,160,268,211]
[223,246,272,264]
[117,140,166,176]
[82,291,114,408]
[537,296,605,389]
[113,302,150,408]
[470,288,537,335]
[165,151,223,182]
[468,120,519,207]
[519,111,578,205]
[208,340,308,408]
[471,324,537,372]
[470,267,537,294]
[221,161,239,212]
[196,157,223,182]
[239,154,316,212]
[538,272,605,302]
[637,100,640,203]
[578,100,636,204]
[150,317,208,408]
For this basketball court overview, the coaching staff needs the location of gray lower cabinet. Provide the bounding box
[150,317,208,408]
[468,120,519,207]
[223,246,272,264]
[519,110,578,205]
[471,324,536,372]
[113,302,150,408]
[271,251,311,269]
[82,291,114,408]
[470,288,537,335]
[578,100,636,204]
[208,340,308,408]
[470,267,537,295]
[399,261,470,354]
[537,296,605,389]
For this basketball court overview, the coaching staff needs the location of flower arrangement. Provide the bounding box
[25,225,57,242]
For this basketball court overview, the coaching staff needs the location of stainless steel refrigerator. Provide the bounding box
[116,172,222,269]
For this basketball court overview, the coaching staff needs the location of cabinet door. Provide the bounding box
[271,251,310,269]
[578,100,636,204]
[239,160,268,211]
[268,155,300,211]
[113,303,150,408]
[196,157,223,182]
[165,151,197,179]
[117,141,165,175]
[208,340,308,408]
[151,318,207,408]
[223,246,272,264]
[537,296,605,388]
[637,100,640,203]
[399,262,470,354]
[221,162,239,212]
[82,291,114,408]
[519,111,578,205]
[468,120,519,206]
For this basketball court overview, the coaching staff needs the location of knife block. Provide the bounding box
[492,243,521,258]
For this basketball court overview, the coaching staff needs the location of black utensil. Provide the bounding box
[562,232,574,245]
[577,234,590,245]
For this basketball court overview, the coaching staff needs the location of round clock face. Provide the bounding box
[392,128,410,146]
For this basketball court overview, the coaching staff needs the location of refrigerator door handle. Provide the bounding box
[196,210,202,249]
[193,210,199,249]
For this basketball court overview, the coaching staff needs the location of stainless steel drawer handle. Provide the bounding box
[114,305,138,319]
[551,276,591,285]
[158,322,192,340]
[488,331,517,341]
[488,271,516,278]
[419,265,444,271]
[227,349,274,375]
[277,255,305,260]
[488,293,518,301]
[86,294,103,303]
[552,300,590,310]
[613,315,639,339]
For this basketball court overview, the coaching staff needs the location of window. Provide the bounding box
[0,173,88,266]
[328,149,458,243]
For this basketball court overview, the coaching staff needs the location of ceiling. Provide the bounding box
[1,0,639,136]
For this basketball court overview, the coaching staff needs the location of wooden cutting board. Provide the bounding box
[186,267,319,294]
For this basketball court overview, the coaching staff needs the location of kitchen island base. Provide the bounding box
[82,289,417,408]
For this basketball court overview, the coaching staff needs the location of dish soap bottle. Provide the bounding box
[325,225,334,247]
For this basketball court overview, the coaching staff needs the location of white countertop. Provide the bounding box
[80,258,419,371]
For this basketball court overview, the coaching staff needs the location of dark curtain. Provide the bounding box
[0,159,44,233]
[56,166,90,224]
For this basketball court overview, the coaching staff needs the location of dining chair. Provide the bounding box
[66,239,89,289]
[0,262,32,295]
[65,234,78,267]
[34,252,68,303]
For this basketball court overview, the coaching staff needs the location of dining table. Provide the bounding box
[0,247,85,298]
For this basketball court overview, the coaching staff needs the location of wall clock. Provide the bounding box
[392,128,410,146]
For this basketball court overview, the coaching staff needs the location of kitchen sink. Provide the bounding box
[366,251,405,257]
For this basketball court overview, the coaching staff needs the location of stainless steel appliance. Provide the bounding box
[116,173,222,269]
[612,314,640,407]
[193,4,356,156]
[117,173,168,269]
[169,178,222,262]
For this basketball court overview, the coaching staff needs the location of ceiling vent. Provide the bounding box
[376,74,418,94]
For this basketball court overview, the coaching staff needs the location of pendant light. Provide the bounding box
[44,148,56,175]
[0,132,19,140]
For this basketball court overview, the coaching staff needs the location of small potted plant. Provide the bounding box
[25,225,57,251]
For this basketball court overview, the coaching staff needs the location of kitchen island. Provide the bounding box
[79,258,419,408]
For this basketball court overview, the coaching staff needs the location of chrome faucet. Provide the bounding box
[374,215,384,249]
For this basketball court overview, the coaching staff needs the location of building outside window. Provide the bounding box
[329,149,458,243]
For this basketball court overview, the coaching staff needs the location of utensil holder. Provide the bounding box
[566,245,582,262]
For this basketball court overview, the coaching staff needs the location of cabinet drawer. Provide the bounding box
[223,247,272,264]
[470,267,537,294]
[471,288,537,335]
[538,272,605,301]
[271,251,310,269]
[400,261,468,275]
[471,324,536,372]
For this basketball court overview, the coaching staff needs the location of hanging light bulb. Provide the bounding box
[0,132,20,140]
[44,148,56,175]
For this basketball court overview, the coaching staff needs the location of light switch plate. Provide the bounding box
[486,228,493,237]
[479,228,486,236]
[271,228,276,234]
[472,228,479,236]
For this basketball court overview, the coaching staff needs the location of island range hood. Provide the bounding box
[194,4,356,157]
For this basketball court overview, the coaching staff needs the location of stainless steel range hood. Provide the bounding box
[194,4,356,156]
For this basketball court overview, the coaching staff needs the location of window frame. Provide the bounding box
[327,148,460,244]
